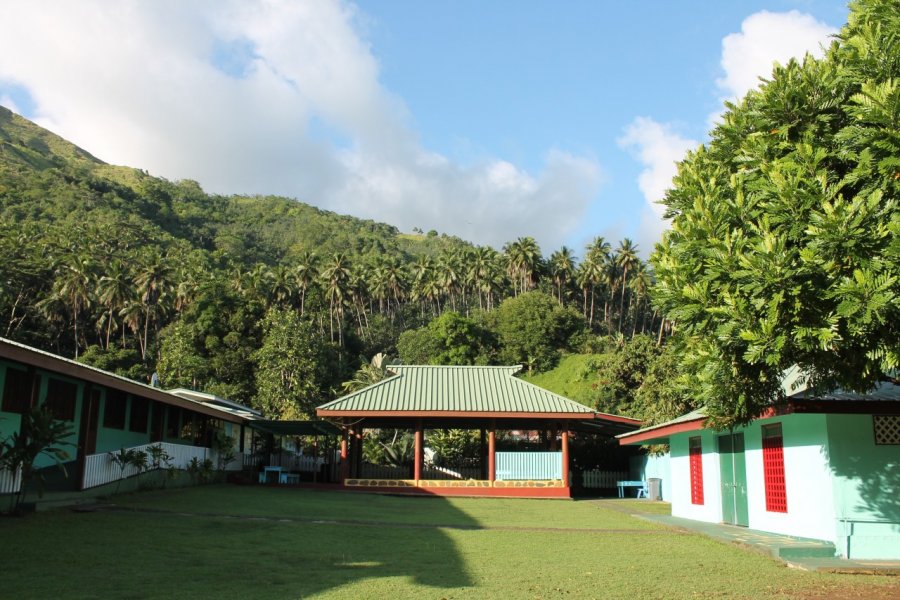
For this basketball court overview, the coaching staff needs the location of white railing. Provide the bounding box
[267,453,326,473]
[0,467,22,495]
[581,469,629,488]
[82,442,217,490]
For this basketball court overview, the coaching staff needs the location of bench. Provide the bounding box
[258,465,283,484]
[617,480,648,498]
[279,473,300,485]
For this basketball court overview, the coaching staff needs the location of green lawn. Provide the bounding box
[1,485,895,599]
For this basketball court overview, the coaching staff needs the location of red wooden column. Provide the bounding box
[339,425,349,484]
[414,420,423,483]
[561,425,570,488]
[488,421,496,484]
[353,424,363,478]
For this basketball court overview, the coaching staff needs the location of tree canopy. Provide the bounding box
[652,0,899,425]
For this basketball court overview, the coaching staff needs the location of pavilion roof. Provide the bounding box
[316,365,637,424]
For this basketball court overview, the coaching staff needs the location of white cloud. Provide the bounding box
[717,10,836,103]
[621,9,837,253]
[618,117,697,252]
[0,0,600,250]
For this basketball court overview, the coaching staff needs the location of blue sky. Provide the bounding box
[0,0,848,257]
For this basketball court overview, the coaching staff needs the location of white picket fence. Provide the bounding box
[82,442,241,490]
[581,469,629,489]
[0,467,22,495]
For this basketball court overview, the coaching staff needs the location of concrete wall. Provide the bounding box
[669,429,722,523]
[826,413,900,560]
[743,414,836,544]
[630,452,671,501]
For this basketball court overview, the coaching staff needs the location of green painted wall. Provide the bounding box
[33,373,82,470]
[94,390,154,454]
[0,364,23,442]
[826,413,900,560]
[743,414,836,544]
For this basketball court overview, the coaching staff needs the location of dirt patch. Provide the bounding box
[792,581,900,599]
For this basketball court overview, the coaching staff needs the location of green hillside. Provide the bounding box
[520,354,599,407]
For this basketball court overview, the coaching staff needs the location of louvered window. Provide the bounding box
[689,436,704,505]
[762,423,787,513]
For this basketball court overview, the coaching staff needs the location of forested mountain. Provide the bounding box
[0,105,661,418]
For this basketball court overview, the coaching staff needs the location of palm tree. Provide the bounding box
[549,247,576,305]
[437,249,462,311]
[134,251,174,359]
[410,255,436,318]
[97,261,134,349]
[294,251,318,317]
[615,238,639,334]
[629,261,652,337]
[268,265,296,308]
[50,254,95,358]
[321,253,351,344]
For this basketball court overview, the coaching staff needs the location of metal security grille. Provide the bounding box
[689,436,704,505]
[762,424,787,513]
[873,415,900,445]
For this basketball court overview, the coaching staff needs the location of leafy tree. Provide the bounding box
[397,311,495,365]
[652,0,900,426]
[254,308,326,419]
[492,291,584,372]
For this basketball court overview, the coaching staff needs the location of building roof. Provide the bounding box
[619,369,900,446]
[169,388,262,419]
[781,365,900,402]
[616,408,707,445]
[0,337,246,423]
[317,365,638,424]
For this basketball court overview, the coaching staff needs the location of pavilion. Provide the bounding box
[316,365,640,497]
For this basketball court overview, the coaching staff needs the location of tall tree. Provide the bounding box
[615,238,639,335]
[549,246,576,305]
[652,0,900,426]
[294,251,318,317]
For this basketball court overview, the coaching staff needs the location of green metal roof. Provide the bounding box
[317,365,609,416]
[616,408,707,444]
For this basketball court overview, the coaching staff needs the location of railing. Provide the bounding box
[425,465,481,480]
[0,467,22,495]
[581,469,629,489]
[82,442,220,490]
[496,451,562,480]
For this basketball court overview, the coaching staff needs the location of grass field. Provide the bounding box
[2,485,896,599]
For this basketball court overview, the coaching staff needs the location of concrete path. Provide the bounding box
[636,511,900,575]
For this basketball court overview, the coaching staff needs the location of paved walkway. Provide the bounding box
[633,510,900,575]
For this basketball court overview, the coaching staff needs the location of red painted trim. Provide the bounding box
[618,419,705,445]
[561,428,570,487]
[414,425,423,481]
[488,428,496,482]
[339,431,349,484]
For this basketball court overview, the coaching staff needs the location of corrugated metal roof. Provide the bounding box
[317,365,597,415]
[616,408,707,440]
[0,337,246,423]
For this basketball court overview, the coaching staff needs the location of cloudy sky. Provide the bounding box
[0,0,845,256]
